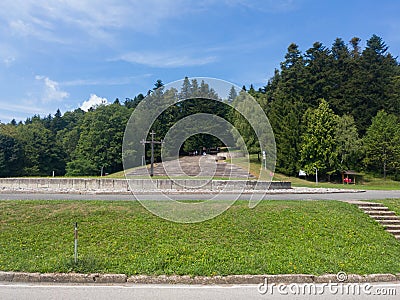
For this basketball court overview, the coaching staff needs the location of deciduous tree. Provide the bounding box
[300,99,339,179]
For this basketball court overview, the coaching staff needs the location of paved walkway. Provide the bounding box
[127,155,254,178]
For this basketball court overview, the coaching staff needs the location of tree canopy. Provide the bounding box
[1,35,399,180]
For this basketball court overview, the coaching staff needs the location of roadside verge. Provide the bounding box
[1,271,399,284]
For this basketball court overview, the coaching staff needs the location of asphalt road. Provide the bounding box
[0,190,399,201]
[0,282,399,300]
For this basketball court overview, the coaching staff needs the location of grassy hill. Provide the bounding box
[1,200,399,276]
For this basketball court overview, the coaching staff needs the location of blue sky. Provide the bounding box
[0,0,399,122]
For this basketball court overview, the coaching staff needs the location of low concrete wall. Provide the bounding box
[0,178,291,192]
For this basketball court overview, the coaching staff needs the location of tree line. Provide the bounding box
[249,34,400,180]
[0,34,399,180]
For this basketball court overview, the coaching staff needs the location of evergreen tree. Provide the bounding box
[279,43,307,99]
[363,110,400,179]
[227,85,238,103]
[124,94,145,109]
[353,35,399,133]
[329,38,353,115]
[259,35,400,176]
[50,109,67,133]
[263,44,308,175]
[0,131,24,177]
[304,42,332,107]
[267,96,304,175]
[177,79,227,153]
[153,79,164,90]
[349,37,361,58]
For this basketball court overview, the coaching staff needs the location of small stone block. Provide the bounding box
[0,271,14,282]
[95,274,127,283]
[13,272,40,282]
[364,274,397,282]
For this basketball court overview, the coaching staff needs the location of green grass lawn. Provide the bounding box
[1,200,400,276]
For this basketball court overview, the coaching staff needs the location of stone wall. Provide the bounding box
[0,178,291,192]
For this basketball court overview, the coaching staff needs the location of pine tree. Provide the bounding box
[350,35,399,134]
[329,38,353,115]
[363,110,400,179]
[304,42,332,107]
[227,85,238,103]
[0,131,24,177]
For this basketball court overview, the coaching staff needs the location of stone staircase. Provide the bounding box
[127,155,255,178]
[355,202,400,241]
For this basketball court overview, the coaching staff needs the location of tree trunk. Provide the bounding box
[383,160,387,180]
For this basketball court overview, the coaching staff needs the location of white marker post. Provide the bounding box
[74,222,78,263]
[262,151,266,170]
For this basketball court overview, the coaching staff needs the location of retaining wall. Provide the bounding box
[0,178,291,192]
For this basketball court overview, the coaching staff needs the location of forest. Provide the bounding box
[0,35,399,180]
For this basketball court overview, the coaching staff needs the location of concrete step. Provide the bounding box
[382,225,400,230]
[378,219,400,225]
[371,215,400,220]
[355,202,400,242]
[365,211,396,216]
[357,203,386,208]
[386,229,400,235]
[358,206,390,211]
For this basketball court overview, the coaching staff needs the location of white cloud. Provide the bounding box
[117,51,217,68]
[3,56,16,66]
[62,74,152,87]
[0,44,18,67]
[80,94,109,111]
[9,19,33,36]
[213,0,297,12]
[35,75,69,103]
[0,100,52,123]
[0,0,190,43]
[0,101,48,115]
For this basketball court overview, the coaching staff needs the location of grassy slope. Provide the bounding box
[1,200,399,276]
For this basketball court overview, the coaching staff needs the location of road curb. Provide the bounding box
[0,271,398,284]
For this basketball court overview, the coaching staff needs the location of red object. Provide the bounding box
[343,178,352,183]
